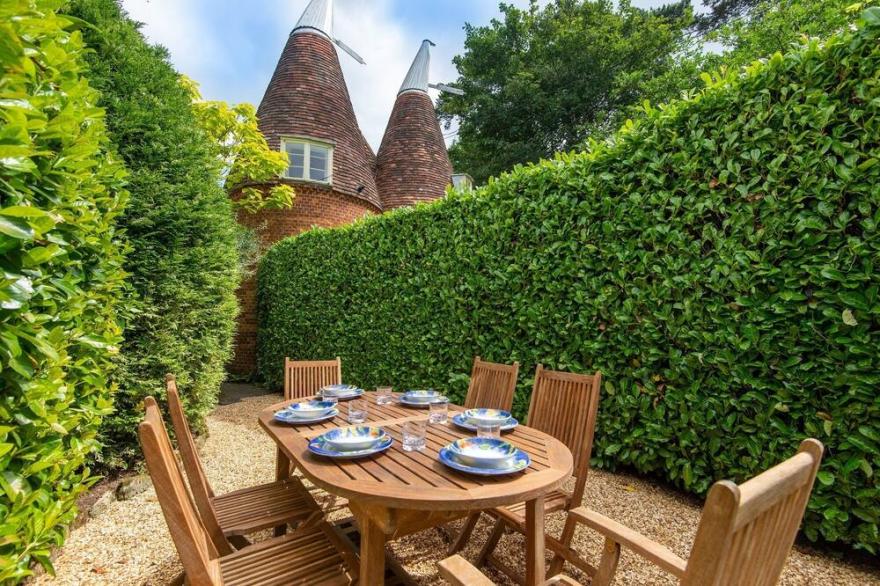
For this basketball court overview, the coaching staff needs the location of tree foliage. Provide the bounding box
[437,0,696,184]
[0,0,128,579]
[181,77,295,213]
[261,13,880,553]
[706,0,878,70]
[65,0,240,470]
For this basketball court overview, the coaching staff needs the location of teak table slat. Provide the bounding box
[259,393,574,586]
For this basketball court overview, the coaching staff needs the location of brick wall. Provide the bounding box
[376,91,452,209]
[229,183,379,376]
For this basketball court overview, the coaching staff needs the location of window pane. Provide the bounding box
[285,142,305,178]
[310,145,329,182]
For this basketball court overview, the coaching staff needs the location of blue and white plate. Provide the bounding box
[462,408,513,426]
[318,387,364,401]
[399,394,448,408]
[308,428,393,459]
[286,400,336,418]
[274,407,339,425]
[402,389,442,403]
[452,413,518,432]
[439,443,530,476]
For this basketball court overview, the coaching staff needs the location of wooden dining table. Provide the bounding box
[259,392,574,585]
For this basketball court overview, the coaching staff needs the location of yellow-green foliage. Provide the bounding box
[0,0,128,580]
[260,13,880,552]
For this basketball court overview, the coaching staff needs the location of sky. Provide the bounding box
[120,0,697,150]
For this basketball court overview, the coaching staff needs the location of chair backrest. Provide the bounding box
[165,375,233,555]
[139,397,222,585]
[683,439,824,586]
[463,356,520,411]
[284,357,342,400]
[526,365,601,505]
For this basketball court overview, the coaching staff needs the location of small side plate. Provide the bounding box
[274,408,339,425]
[308,433,393,459]
[439,446,530,476]
[317,388,365,401]
[451,413,518,432]
[398,395,448,408]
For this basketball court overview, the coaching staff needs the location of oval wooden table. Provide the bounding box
[259,393,573,585]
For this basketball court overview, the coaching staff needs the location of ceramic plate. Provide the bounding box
[451,413,518,432]
[447,437,518,467]
[402,389,442,403]
[439,445,530,476]
[463,408,512,426]
[274,408,339,425]
[322,426,387,451]
[318,387,364,401]
[286,400,337,418]
[308,431,393,459]
[399,394,448,408]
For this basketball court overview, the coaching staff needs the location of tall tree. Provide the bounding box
[437,0,695,184]
[65,0,240,468]
[707,0,878,69]
[693,0,763,34]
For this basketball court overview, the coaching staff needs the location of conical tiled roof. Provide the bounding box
[376,40,452,210]
[256,0,379,208]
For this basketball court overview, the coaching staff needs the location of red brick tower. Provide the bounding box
[376,40,453,210]
[230,0,379,375]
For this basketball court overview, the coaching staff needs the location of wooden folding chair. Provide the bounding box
[449,365,600,577]
[439,439,824,586]
[139,400,358,585]
[463,356,520,410]
[284,357,342,400]
[165,376,320,550]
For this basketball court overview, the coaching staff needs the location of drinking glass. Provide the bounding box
[429,399,448,424]
[402,419,427,451]
[477,422,501,439]
[322,393,338,408]
[376,386,393,405]
[347,399,368,424]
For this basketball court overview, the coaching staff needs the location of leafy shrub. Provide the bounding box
[0,0,128,579]
[260,14,880,552]
[65,0,240,469]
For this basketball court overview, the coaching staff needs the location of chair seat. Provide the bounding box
[213,477,319,536]
[491,489,572,525]
[219,526,351,586]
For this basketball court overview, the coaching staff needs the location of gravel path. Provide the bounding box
[36,384,880,585]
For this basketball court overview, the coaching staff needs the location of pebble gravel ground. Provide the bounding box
[35,384,880,585]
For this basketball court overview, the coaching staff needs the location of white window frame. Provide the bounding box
[280,137,334,185]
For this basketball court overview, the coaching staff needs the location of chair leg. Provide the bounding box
[547,510,577,576]
[592,537,621,586]
[476,517,506,568]
[448,512,482,555]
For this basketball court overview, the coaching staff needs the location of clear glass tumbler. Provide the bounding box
[429,399,448,424]
[477,422,501,439]
[402,419,427,451]
[347,399,368,424]
[376,386,393,405]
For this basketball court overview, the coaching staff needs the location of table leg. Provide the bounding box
[274,446,290,481]
[358,512,387,585]
[525,495,546,586]
[273,447,291,537]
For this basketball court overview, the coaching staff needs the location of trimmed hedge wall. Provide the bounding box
[260,15,880,552]
[0,1,128,580]
[66,0,240,470]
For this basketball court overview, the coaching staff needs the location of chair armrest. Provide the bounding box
[568,507,688,578]
[438,555,496,586]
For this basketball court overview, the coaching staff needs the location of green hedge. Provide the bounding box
[260,14,880,552]
[65,0,240,470]
[0,1,128,580]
